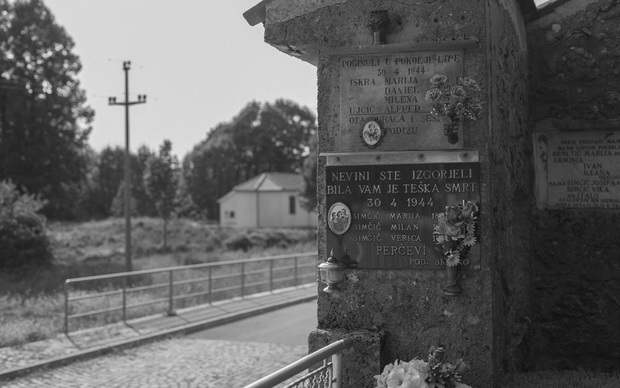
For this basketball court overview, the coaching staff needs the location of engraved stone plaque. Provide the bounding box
[325,151,481,270]
[534,130,620,209]
[338,50,464,151]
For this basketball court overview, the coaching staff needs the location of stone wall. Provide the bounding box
[486,0,535,374]
[527,0,620,371]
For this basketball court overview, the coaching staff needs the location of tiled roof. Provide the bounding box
[233,172,303,192]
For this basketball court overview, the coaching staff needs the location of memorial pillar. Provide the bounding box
[247,1,535,386]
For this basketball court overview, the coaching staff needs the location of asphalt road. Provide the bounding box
[187,299,318,346]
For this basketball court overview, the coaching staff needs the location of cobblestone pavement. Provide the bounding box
[0,323,159,371]
[0,338,307,388]
[0,285,315,376]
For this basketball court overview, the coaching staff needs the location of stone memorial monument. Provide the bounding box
[526,0,620,371]
[245,1,535,387]
[534,129,620,210]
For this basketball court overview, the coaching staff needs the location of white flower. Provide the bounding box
[462,236,477,247]
[425,88,442,103]
[430,74,448,87]
[446,250,461,267]
[375,360,430,388]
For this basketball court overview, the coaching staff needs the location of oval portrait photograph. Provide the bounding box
[328,202,351,235]
[361,119,383,148]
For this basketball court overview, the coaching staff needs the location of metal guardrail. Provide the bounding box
[242,338,353,388]
[63,252,317,334]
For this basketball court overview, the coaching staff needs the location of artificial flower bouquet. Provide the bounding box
[424,74,483,125]
[432,201,479,266]
[374,346,472,388]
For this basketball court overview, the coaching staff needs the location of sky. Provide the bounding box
[43,0,318,158]
[43,0,548,158]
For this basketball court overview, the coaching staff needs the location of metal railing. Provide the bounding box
[63,252,317,334]
[242,338,353,388]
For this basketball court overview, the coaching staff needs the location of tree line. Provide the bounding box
[75,98,317,222]
[0,0,318,224]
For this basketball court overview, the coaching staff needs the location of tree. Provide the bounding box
[110,181,138,217]
[0,0,94,219]
[71,145,100,219]
[183,100,316,219]
[134,145,157,217]
[84,146,125,218]
[183,124,238,219]
[229,100,316,180]
[300,132,318,211]
[80,145,156,219]
[144,140,178,249]
[174,157,204,219]
[0,180,52,270]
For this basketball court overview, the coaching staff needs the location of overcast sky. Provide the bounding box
[44,0,548,158]
[43,0,317,158]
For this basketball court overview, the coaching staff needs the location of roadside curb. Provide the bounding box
[0,292,317,381]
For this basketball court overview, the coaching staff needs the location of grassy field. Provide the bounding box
[0,217,317,348]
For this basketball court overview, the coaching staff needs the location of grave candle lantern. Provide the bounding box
[367,10,390,45]
[318,249,346,293]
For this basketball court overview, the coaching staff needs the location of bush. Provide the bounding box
[223,228,316,251]
[0,180,52,270]
[224,233,253,251]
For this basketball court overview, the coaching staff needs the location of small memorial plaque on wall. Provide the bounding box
[534,130,620,209]
[333,47,466,151]
[325,150,481,270]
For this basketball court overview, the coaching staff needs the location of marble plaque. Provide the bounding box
[534,130,620,209]
[338,50,464,151]
[325,151,481,270]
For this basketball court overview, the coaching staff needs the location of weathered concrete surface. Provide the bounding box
[265,0,349,24]
[261,1,533,387]
[486,0,535,377]
[527,0,620,372]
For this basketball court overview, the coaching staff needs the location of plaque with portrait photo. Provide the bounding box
[327,202,352,235]
[325,150,481,270]
[360,119,384,148]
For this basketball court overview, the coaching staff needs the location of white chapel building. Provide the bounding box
[218,172,318,228]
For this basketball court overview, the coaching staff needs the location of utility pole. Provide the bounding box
[109,61,146,273]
